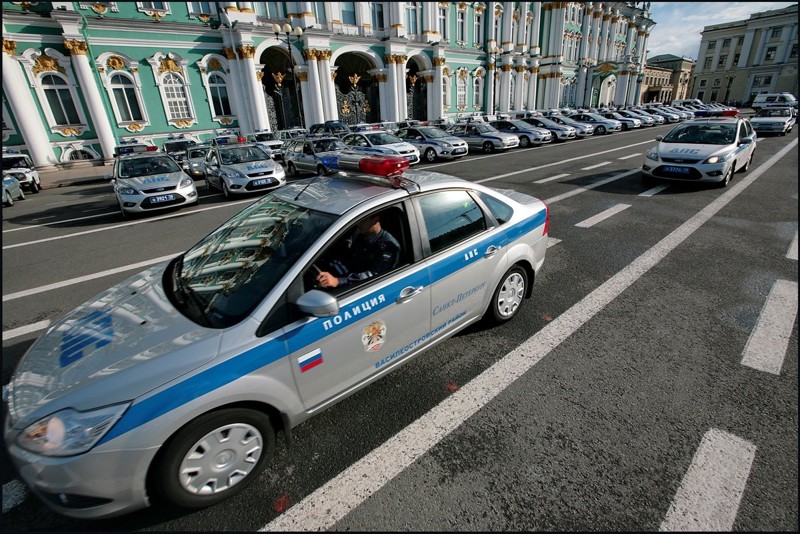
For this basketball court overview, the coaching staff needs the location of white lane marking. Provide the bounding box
[3,211,116,233]
[740,279,798,375]
[29,216,56,222]
[618,153,641,160]
[261,138,796,534]
[81,207,108,213]
[659,429,756,531]
[787,231,798,260]
[640,184,669,197]
[2,480,27,513]
[581,161,611,170]
[3,320,51,341]
[2,199,253,250]
[473,139,656,184]
[547,237,561,247]
[44,201,67,206]
[575,203,631,228]
[544,168,640,204]
[2,253,178,302]
[534,173,570,184]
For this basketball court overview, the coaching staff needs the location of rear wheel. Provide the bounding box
[152,408,275,509]
[518,136,531,148]
[316,164,326,176]
[595,125,606,135]
[487,266,528,323]
[31,180,41,193]
[17,188,25,201]
[424,148,437,162]
[287,162,298,177]
[482,141,495,153]
[4,193,12,207]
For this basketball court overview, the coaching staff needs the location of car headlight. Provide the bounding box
[703,152,734,164]
[179,178,193,188]
[118,186,138,195]
[645,149,659,161]
[222,169,247,179]
[16,403,129,456]
[439,142,452,147]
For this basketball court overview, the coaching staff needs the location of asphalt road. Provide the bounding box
[2,122,797,531]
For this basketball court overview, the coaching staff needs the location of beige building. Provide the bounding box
[645,54,694,102]
[641,64,673,103]
[691,4,798,105]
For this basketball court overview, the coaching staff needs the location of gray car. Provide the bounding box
[283,136,349,176]
[203,142,286,197]
[3,153,550,519]
[489,119,553,147]
[547,115,595,137]
[569,112,623,135]
[394,126,469,162]
[447,122,520,152]
[519,116,578,141]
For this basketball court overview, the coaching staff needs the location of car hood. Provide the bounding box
[656,142,735,160]
[487,132,518,140]
[374,141,418,152]
[7,265,220,425]
[119,170,187,189]
[432,136,467,145]
[226,160,279,174]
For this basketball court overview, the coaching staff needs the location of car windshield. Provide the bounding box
[219,146,271,165]
[509,120,533,129]
[187,148,209,159]
[170,194,337,328]
[365,132,402,145]
[119,155,181,178]
[755,109,791,117]
[558,117,582,127]
[662,123,737,145]
[253,133,279,141]
[2,156,29,170]
[474,124,497,133]
[313,139,347,152]
[164,140,196,152]
[418,127,448,138]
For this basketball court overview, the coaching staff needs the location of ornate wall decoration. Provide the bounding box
[256,71,264,82]
[297,72,308,82]
[208,58,222,71]
[237,45,255,59]
[433,57,446,67]
[90,3,108,15]
[159,57,182,74]
[172,119,193,128]
[106,56,125,71]
[33,53,66,75]
[3,39,16,55]
[223,47,236,60]
[56,126,82,136]
[219,117,233,125]
[63,39,88,56]
[271,72,285,86]
[125,123,144,132]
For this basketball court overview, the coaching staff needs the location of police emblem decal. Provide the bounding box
[362,320,386,353]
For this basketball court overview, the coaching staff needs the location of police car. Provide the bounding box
[447,122,520,152]
[342,130,420,164]
[111,144,199,217]
[3,153,549,519]
[2,149,42,193]
[246,130,284,159]
[394,125,469,162]
[749,107,795,136]
[183,144,213,178]
[641,117,757,187]
[203,136,286,197]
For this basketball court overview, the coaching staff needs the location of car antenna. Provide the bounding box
[293,173,323,201]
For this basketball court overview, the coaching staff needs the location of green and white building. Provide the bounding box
[2,1,655,171]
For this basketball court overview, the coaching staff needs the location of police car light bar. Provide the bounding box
[321,152,410,177]
[116,144,158,155]
[215,136,247,145]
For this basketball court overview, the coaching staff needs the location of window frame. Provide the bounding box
[148,52,197,127]
[414,189,491,257]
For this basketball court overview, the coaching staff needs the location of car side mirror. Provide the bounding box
[739,136,754,145]
[655,135,664,141]
[296,289,339,317]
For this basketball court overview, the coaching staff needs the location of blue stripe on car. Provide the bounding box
[99,208,547,444]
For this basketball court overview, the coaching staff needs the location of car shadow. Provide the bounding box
[559,169,730,195]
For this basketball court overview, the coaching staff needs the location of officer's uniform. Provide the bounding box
[327,229,400,286]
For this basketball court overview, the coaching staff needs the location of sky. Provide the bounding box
[645,1,796,60]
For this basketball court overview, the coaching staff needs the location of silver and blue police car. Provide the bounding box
[111,144,199,217]
[447,122,520,152]
[3,153,550,519]
[342,130,420,164]
[203,137,286,197]
[641,117,757,187]
[395,125,469,162]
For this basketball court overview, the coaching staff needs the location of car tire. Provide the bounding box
[222,181,231,198]
[738,151,754,173]
[4,194,12,207]
[718,165,734,187]
[595,125,606,135]
[152,408,275,510]
[488,265,528,324]
[17,188,25,201]
[519,136,531,148]
[424,147,437,162]
[317,164,326,176]
[482,141,495,153]
[31,181,41,193]
[287,162,298,177]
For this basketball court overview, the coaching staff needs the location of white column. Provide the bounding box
[737,29,756,68]
[486,61,496,113]
[527,64,539,110]
[615,71,629,106]
[304,50,325,125]
[529,2,542,56]
[753,28,770,64]
[317,51,331,120]
[64,39,116,161]
[384,54,399,121]
[296,66,312,128]
[328,66,339,121]
[779,23,797,63]
[433,57,445,120]
[598,11,611,61]
[625,19,636,56]
[396,57,408,120]
[225,47,251,134]
[499,62,511,112]
[239,47,269,133]
[2,49,57,168]
[513,65,525,110]
[424,73,434,120]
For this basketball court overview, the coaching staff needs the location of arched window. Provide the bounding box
[457,76,467,108]
[473,77,482,108]
[442,75,451,108]
[162,72,192,120]
[68,149,95,160]
[110,73,144,122]
[41,74,80,125]
[208,73,232,117]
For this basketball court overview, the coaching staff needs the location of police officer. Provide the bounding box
[316,213,400,288]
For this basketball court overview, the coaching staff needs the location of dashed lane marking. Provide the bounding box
[741,279,798,375]
[575,203,631,228]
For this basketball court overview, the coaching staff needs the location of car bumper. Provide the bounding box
[117,186,198,213]
[554,131,577,140]
[226,174,286,193]
[435,146,468,159]
[641,160,734,182]
[497,140,520,149]
[752,125,787,134]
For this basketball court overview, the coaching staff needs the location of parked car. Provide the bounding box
[183,144,213,179]
[275,128,309,141]
[547,115,595,137]
[619,108,659,126]
[308,121,351,138]
[2,149,42,193]
[600,111,642,131]
[561,113,621,135]
[627,107,665,124]
[519,116,578,141]
[283,135,349,176]
[489,119,553,147]
[395,126,469,162]
[246,131,285,159]
[641,117,757,188]
[203,140,286,197]
[2,173,25,206]
[162,137,198,165]
[112,145,199,217]
[751,92,797,111]
[3,153,549,520]
[342,131,420,164]
[749,106,796,136]
[637,106,681,123]
[447,122,520,152]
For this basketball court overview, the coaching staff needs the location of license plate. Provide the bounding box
[150,194,175,203]
[663,166,690,175]
[453,148,466,154]
[406,155,416,160]
[252,178,273,187]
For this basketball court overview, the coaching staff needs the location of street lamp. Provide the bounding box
[273,23,304,128]
[489,45,502,113]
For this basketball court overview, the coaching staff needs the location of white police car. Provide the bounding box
[642,117,757,187]
[3,154,549,519]
[342,130,420,164]
[203,136,286,197]
[112,145,198,217]
[395,125,469,162]
[2,150,42,193]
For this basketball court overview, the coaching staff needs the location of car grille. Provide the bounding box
[661,157,702,164]
[398,150,415,155]
[141,185,177,194]
[247,170,274,177]
[653,165,703,180]
[141,194,186,209]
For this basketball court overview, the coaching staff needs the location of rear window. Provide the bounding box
[164,140,197,152]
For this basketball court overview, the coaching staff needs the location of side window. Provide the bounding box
[418,190,488,255]
[738,122,747,140]
[396,129,408,139]
[304,142,313,155]
[476,191,513,224]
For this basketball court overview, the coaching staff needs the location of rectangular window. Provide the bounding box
[341,2,356,25]
[439,7,448,40]
[722,38,731,48]
[738,36,744,45]
[474,13,483,45]
[406,5,418,35]
[765,46,777,60]
[703,57,712,69]
[713,78,720,86]
[763,75,772,85]
[791,44,798,59]
[140,1,167,9]
[733,53,740,64]
[710,90,718,101]
[707,41,716,50]
[717,55,726,67]
[371,3,383,29]
[771,28,782,39]
[753,76,762,85]
[188,2,211,15]
[313,2,326,23]
[699,79,707,87]
[457,10,466,42]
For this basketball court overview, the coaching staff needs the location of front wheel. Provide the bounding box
[424,147,437,162]
[518,136,531,148]
[737,151,754,173]
[4,194,12,207]
[595,125,606,135]
[717,165,734,187]
[287,162,298,177]
[222,181,231,198]
[17,188,25,201]
[488,266,528,323]
[482,141,495,153]
[317,164,327,176]
[152,408,275,509]
[31,181,41,193]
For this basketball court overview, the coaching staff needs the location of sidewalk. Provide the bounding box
[38,162,113,189]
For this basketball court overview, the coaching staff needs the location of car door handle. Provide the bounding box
[484,245,500,258]
[396,285,424,304]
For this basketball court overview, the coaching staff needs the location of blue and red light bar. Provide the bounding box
[320,152,410,177]
[116,144,158,155]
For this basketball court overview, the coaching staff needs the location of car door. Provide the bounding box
[298,141,316,172]
[414,188,507,339]
[203,150,221,188]
[285,202,433,410]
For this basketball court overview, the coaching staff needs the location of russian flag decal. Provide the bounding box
[298,348,323,373]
